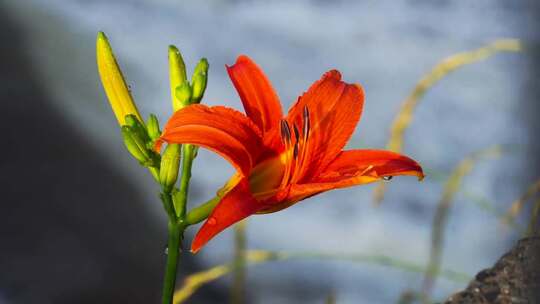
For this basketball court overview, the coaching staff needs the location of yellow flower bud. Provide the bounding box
[97,32,142,125]
[169,45,188,111]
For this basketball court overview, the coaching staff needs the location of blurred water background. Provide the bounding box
[1,0,539,303]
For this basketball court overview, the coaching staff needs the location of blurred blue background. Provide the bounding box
[1,0,538,303]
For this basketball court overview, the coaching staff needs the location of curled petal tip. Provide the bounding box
[404,162,424,181]
[236,54,251,63]
[322,69,342,81]
[353,83,365,97]
[226,55,251,70]
[409,160,425,181]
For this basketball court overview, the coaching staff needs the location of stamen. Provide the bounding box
[280,121,286,144]
[302,105,310,139]
[293,124,300,142]
[283,120,291,143]
[280,120,291,144]
[279,119,294,187]
[290,107,311,183]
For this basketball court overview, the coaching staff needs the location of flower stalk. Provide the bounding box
[162,209,184,304]
[157,44,209,304]
[97,32,212,304]
[174,145,196,218]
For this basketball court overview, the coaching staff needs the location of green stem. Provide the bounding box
[161,145,197,303]
[162,220,183,304]
[174,145,196,218]
[160,192,176,221]
[149,166,160,182]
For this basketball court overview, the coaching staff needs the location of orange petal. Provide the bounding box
[260,149,424,213]
[191,178,263,253]
[227,55,283,134]
[158,104,263,177]
[317,149,424,182]
[286,70,365,181]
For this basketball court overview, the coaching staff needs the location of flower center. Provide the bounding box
[248,105,311,200]
[279,105,311,187]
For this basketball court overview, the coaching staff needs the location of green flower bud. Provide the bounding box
[125,114,150,143]
[121,125,153,165]
[191,58,209,104]
[175,82,192,110]
[191,74,207,104]
[159,143,181,192]
[193,58,209,76]
[146,114,161,140]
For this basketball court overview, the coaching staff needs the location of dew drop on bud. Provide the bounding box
[208,217,217,225]
[382,176,393,181]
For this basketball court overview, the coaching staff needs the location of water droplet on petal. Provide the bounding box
[382,176,393,181]
[208,217,217,225]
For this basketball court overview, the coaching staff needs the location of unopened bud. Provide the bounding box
[159,144,181,192]
[125,114,150,143]
[146,114,161,141]
[169,45,188,111]
[175,82,192,110]
[121,125,153,165]
[191,58,209,104]
[193,58,209,76]
[97,31,142,125]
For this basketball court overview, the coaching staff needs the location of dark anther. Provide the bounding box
[280,120,291,144]
[302,105,310,139]
[293,124,300,142]
[293,142,299,158]
[280,120,286,143]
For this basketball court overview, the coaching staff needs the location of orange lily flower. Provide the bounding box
[157,55,424,252]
